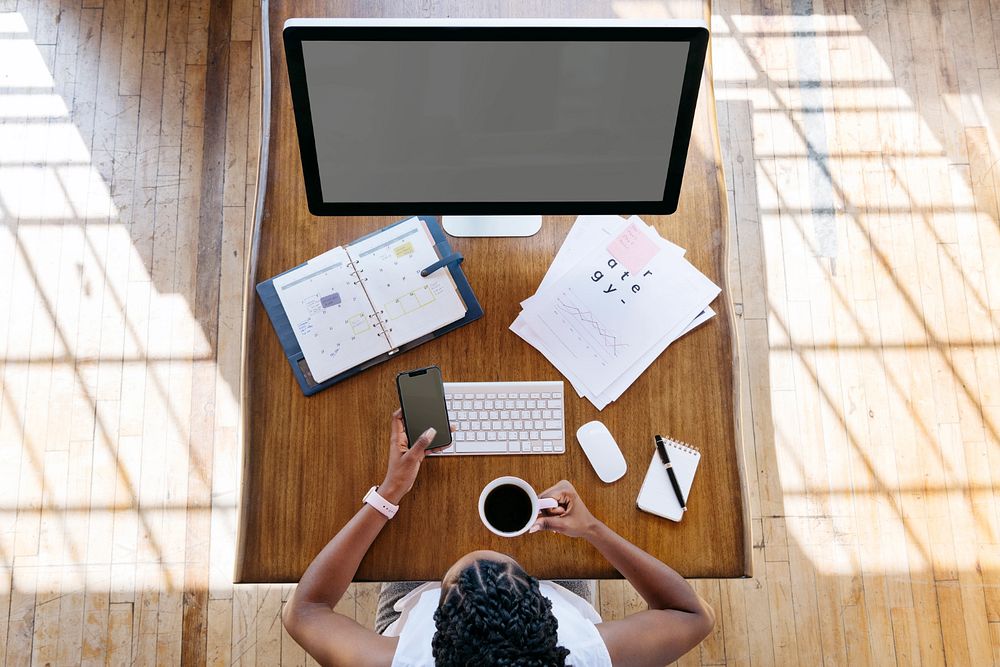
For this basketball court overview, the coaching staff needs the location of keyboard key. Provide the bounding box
[547,400,560,408]
[457,441,508,453]
[542,409,552,418]
[498,393,507,399]
[475,393,485,399]
[487,393,496,399]
[553,409,562,419]
[476,432,486,441]
[532,410,542,419]
[543,443,553,452]
[487,432,497,441]
[498,432,508,440]
[508,441,520,452]
[530,392,540,398]
[485,400,494,409]
[489,411,499,420]
[502,421,513,430]
[479,410,489,419]
[513,420,523,430]
[474,400,484,409]
[533,444,543,452]
[463,400,473,409]
[545,420,561,429]
[515,400,526,409]
[526,399,537,409]
[500,410,510,419]
[541,392,551,398]
[471,421,481,430]
[504,400,514,409]
[555,443,564,452]
[530,431,540,440]
[541,430,561,440]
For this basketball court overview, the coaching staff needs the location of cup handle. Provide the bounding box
[538,497,559,511]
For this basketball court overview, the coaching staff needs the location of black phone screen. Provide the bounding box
[396,366,452,449]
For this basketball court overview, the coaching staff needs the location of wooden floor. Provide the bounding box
[1,0,998,663]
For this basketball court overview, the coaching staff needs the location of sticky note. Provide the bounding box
[320,292,342,308]
[394,241,414,258]
[607,222,660,272]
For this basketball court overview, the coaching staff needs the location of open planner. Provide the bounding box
[256,216,482,395]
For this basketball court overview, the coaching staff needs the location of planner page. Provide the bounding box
[347,218,467,348]
[273,246,391,382]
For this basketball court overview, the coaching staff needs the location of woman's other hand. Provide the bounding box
[530,479,601,538]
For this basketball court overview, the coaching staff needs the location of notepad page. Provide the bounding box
[272,246,391,383]
[347,217,466,348]
[636,440,701,522]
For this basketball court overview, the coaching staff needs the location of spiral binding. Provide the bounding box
[662,436,700,457]
[347,261,367,286]
[368,310,392,338]
[347,260,393,340]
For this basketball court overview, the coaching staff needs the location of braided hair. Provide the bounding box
[432,559,570,666]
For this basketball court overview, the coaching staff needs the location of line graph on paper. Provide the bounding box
[555,296,629,359]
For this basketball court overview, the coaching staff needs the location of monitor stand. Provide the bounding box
[442,215,542,237]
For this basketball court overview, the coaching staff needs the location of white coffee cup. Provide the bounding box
[478,476,559,537]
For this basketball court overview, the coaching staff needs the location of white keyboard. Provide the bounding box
[429,381,566,456]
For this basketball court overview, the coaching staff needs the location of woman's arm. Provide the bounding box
[532,480,715,667]
[281,411,436,667]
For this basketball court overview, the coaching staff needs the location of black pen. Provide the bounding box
[655,435,687,512]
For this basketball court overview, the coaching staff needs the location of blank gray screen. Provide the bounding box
[301,40,690,203]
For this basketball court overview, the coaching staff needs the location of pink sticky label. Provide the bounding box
[607,222,660,272]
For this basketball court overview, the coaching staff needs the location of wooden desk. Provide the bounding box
[237,0,750,582]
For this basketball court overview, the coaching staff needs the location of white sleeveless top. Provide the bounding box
[385,581,613,667]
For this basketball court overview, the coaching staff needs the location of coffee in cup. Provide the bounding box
[478,476,558,537]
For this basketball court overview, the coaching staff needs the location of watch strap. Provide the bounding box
[363,486,398,519]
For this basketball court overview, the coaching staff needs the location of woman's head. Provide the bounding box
[432,551,570,666]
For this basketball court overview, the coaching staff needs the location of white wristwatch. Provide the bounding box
[363,486,399,519]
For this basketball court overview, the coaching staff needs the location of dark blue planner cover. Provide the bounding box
[256,216,482,396]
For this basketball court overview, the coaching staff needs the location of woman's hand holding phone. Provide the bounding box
[379,409,436,504]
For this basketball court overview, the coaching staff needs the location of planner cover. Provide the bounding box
[256,216,482,396]
[636,438,701,522]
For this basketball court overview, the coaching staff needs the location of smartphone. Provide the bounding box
[396,366,453,450]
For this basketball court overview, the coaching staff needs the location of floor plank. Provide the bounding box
[0,0,998,663]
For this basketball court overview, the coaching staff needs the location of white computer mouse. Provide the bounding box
[575,421,628,483]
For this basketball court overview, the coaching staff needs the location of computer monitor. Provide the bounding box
[283,18,709,237]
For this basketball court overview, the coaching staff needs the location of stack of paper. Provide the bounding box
[511,215,721,410]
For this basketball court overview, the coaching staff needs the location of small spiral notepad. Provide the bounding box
[636,437,701,522]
